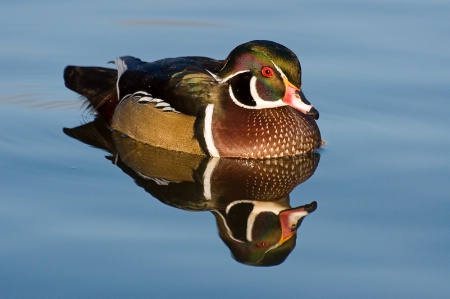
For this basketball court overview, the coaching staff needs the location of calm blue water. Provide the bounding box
[1,0,449,298]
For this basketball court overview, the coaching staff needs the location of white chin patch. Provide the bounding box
[229,76,286,109]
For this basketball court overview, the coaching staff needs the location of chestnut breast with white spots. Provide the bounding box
[211,105,321,159]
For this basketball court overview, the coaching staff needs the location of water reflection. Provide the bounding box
[64,117,320,266]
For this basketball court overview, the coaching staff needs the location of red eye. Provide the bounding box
[261,67,274,77]
[257,241,269,248]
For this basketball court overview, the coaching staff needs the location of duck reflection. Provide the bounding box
[64,117,320,266]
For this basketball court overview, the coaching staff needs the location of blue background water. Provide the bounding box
[1,0,449,298]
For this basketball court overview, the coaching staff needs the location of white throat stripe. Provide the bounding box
[229,76,286,110]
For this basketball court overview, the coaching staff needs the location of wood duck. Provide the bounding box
[64,40,321,159]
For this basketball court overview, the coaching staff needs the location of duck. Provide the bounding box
[64,40,321,159]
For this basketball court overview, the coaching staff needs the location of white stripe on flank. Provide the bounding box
[203,104,220,157]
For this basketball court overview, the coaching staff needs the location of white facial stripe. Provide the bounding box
[215,70,250,83]
[250,76,286,109]
[224,200,286,241]
[271,59,287,79]
[249,76,263,102]
[212,211,245,244]
[206,70,221,82]
[228,76,287,109]
[229,77,286,109]
[203,104,220,157]
[245,201,286,241]
[229,85,248,109]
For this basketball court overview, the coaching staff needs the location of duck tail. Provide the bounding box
[64,66,118,123]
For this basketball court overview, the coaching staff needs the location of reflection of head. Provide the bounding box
[212,200,316,267]
[218,225,297,267]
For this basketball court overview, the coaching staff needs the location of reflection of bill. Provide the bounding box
[64,118,320,266]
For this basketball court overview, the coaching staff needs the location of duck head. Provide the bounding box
[215,40,319,120]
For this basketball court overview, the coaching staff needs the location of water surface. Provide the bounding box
[1,0,449,298]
